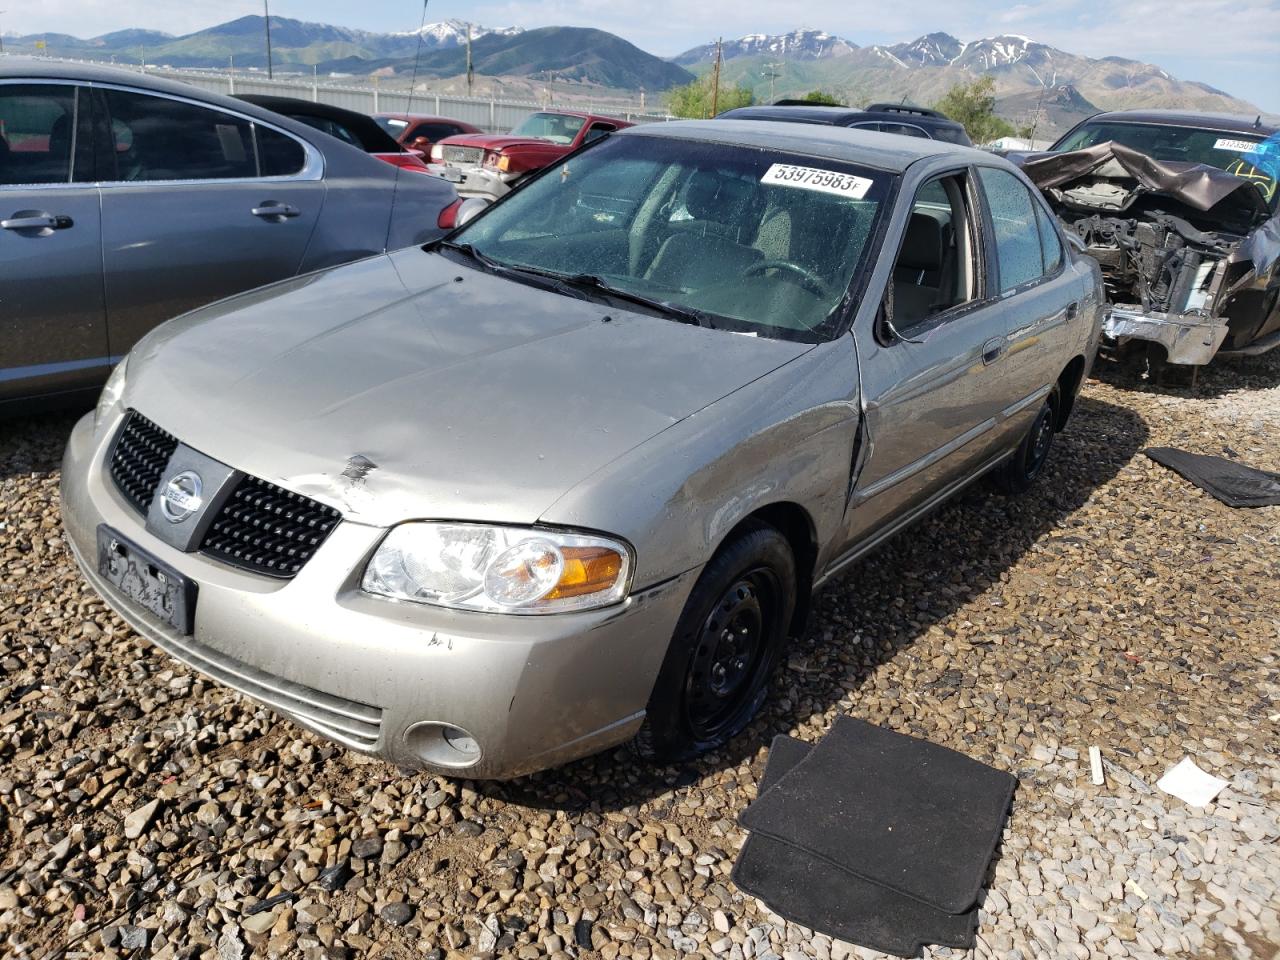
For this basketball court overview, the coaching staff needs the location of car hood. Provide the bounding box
[125,249,813,528]
[438,133,557,152]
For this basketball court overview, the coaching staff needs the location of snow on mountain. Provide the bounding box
[396,19,523,47]
[674,29,857,64]
[885,32,965,67]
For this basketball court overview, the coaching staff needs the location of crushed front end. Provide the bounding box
[1019,142,1280,366]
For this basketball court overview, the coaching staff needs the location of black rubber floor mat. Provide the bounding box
[733,736,977,957]
[1145,447,1280,508]
[738,715,1015,914]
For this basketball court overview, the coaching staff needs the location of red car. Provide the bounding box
[428,110,634,200]
[374,113,483,156]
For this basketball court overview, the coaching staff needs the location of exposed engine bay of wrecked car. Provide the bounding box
[1018,141,1280,366]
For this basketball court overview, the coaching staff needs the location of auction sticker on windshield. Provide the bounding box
[1214,138,1257,153]
[761,163,873,199]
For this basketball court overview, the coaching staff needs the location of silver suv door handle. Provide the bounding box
[2,213,73,230]
[251,203,301,219]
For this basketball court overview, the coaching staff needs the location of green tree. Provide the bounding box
[932,76,1016,145]
[799,90,842,106]
[666,76,754,118]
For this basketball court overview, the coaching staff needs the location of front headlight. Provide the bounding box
[362,523,632,614]
[430,144,444,162]
[95,357,128,427]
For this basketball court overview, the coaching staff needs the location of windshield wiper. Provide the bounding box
[437,242,592,299]
[537,271,714,328]
[436,245,712,327]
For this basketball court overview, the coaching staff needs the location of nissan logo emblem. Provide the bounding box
[160,471,203,523]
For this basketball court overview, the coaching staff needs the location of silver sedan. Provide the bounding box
[1,59,458,411]
[61,120,1103,779]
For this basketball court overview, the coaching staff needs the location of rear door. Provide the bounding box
[974,165,1078,441]
[96,86,323,356]
[0,81,107,402]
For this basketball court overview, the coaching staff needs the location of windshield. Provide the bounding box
[448,134,892,340]
[375,116,407,136]
[1054,121,1278,209]
[508,112,587,144]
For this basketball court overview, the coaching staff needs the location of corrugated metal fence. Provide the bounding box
[152,68,675,133]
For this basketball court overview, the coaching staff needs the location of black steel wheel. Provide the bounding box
[633,522,796,763]
[996,387,1059,494]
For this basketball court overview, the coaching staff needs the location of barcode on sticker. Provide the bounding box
[1214,138,1256,153]
[761,163,873,199]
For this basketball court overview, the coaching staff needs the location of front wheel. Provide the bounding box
[633,522,796,763]
[995,388,1058,495]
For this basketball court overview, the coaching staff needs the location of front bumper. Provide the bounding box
[426,163,518,201]
[1103,305,1230,366]
[60,411,696,779]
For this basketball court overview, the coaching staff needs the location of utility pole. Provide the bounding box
[465,23,474,96]
[710,37,722,117]
[263,0,274,80]
[763,61,783,103]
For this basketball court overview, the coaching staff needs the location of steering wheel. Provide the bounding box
[743,259,832,298]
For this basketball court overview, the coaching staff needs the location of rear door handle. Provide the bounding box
[1066,302,1079,321]
[251,203,301,219]
[982,337,1005,365]
[2,213,73,230]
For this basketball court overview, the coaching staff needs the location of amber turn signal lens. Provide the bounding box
[497,155,512,172]
[546,547,623,599]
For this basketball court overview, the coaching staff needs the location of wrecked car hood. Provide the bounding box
[125,248,812,527]
[1017,141,1272,225]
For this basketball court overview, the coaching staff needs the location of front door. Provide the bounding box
[96,87,321,357]
[0,81,108,402]
[846,169,1015,546]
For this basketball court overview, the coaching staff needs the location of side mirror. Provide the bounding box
[410,136,432,151]
[456,197,490,227]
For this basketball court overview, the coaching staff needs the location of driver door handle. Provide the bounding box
[2,213,73,230]
[251,203,301,219]
[982,337,1005,365]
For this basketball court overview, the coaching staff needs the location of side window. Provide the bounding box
[257,125,307,177]
[412,123,461,142]
[103,89,256,182]
[583,123,616,145]
[879,122,931,139]
[977,166,1045,293]
[0,83,77,184]
[889,173,979,331]
[1034,200,1064,273]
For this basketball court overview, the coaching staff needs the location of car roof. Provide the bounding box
[375,113,475,124]
[237,94,402,153]
[617,119,983,172]
[1078,109,1279,136]
[719,104,966,131]
[0,57,324,132]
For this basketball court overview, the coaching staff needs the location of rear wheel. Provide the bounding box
[996,387,1059,495]
[633,522,796,763]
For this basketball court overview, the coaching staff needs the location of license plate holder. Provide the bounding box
[96,525,196,635]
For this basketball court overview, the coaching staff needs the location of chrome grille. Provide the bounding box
[441,145,483,165]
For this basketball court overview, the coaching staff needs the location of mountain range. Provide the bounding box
[4,18,1265,133]
[676,31,1263,135]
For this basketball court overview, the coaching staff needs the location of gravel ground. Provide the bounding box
[1,352,1278,960]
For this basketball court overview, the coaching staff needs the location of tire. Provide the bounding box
[995,387,1059,495]
[633,521,796,763]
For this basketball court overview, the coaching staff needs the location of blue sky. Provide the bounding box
[11,0,1280,112]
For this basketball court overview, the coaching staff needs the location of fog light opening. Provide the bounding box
[405,721,483,768]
